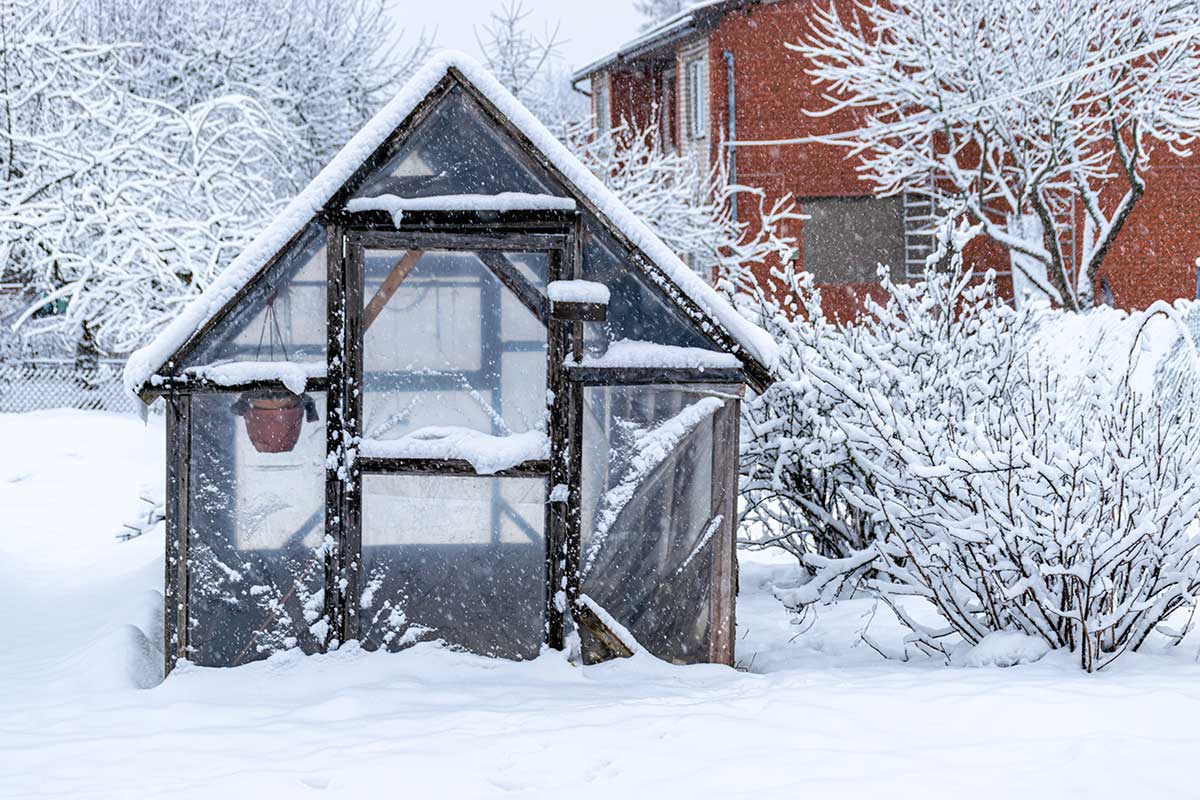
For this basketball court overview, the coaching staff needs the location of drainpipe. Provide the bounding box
[722,50,737,225]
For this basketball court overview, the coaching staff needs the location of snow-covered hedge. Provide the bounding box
[740,225,1200,671]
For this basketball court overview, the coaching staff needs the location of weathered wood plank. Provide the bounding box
[356,457,551,478]
[565,366,745,386]
[362,250,424,331]
[708,398,741,666]
[164,393,190,675]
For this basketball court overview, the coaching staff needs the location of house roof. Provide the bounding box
[572,0,762,81]
[123,51,779,397]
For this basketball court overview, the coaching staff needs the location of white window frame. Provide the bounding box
[684,57,707,140]
[593,75,611,136]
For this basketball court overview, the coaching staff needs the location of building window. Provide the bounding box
[801,196,906,283]
[593,78,610,136]
[684,57,707,140]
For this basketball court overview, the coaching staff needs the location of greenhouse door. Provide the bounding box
[326,227,578,660]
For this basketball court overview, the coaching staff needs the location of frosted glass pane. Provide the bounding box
[580,221,711,350]
[351,88,563,200]
[182,221,327,369]
[187,392,327,667]
[361,249,547,440]
[579,385,731,664]
[359,474,547,659]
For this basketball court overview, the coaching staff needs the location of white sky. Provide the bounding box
[388,0,645,74]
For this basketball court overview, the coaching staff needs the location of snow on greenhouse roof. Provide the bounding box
[124,50,778,396]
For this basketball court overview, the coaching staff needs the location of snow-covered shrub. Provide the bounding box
[740,225,1200,671]
[740,224,1034,564]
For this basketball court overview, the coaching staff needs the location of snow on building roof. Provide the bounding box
[572,0,753,81]
[124,50,778,396]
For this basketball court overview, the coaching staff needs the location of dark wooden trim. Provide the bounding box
[565,366,745,385]
[164,392,190,675]
[323,223,347,653]
[709,398,740,666]
[349,229,570,252]
[544,247,571,651]
[477,250,550,325]
[549,300,607,322]
[357,457,550,478]
[340,234,365,647]
[331,208,578,231]
[551,218,586,652]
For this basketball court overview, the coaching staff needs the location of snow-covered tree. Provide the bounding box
[792,0,1200,310]
[475,1,563,105]
[567,114,799,282]
[1,0,427,356]
[634,0,698,29]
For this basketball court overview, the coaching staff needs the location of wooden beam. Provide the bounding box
[708,398,740,666]
[324,223,348,654]
[565,366,745,386]
[346,230,570,252]
[550,300,607,322]
[477,250,550,325]
[574,601,634,660]
[143,376,330,396]
[356,457,550,478]
[163,393,190,676]
[362,250,423,331]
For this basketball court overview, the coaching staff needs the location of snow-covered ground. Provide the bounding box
[2,410,1199,799]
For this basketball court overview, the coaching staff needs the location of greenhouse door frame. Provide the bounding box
[323,211,583,653]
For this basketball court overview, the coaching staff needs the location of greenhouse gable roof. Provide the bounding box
[123,51,779,397]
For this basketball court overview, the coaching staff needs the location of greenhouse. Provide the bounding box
[124,53,776,673]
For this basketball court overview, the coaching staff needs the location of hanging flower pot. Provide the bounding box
[231,390,319,454]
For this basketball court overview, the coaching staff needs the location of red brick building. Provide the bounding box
[572,0,1200,317]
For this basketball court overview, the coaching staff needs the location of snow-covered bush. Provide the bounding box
[741,225,1200,671]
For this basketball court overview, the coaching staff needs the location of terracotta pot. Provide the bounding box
[232,391,310,453]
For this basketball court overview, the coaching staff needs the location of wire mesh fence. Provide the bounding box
[0,358,138,414]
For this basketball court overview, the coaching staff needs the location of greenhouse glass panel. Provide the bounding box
[359,474,547,659]
[579,220,712,352]
[361,249,547,440]
[186,392,328,667]
[180,222,327,371]
[351,88,565,200]
[579,384,734,663]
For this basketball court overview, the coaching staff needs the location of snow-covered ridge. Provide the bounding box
[357,427,548,474]
[547,279,610,305]
[346,192,576,227]
[123,50,776,398]
[568,339,740,370]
